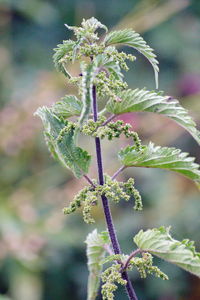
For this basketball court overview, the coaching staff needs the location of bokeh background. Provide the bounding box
[0,0,200,299]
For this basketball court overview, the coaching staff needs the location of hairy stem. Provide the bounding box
[92,85,138,300]
[103,244,114,256]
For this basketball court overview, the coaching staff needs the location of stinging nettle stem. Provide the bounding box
[123,249,143,271]
[112,165,127,180]
[102,114,116,126]
[92,85,138,300]
[83,174,96,188]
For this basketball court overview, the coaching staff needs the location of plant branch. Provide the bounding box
[112,165,127,180]
[92,85,138,300]
[83,174,96,188]
[103,244,114,256]
[98,107,107,116]
[102,114,116,126]
[123,249,143,271]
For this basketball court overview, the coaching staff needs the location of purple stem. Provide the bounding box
[123,249,143,271]
[112,165,126,180]
[83,174,96,188]
[92,86,138,300]
[102,114,116,126]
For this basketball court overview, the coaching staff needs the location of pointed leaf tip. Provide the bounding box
[104,29,159,88]
[119,142,200,185]
[106,88,200,145]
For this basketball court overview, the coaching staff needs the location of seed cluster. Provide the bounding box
[103,176,143,211]
[80,43,105,57]
[63,176,142,224]
[82,191,98,224]
[95,71,128,99]
[101,264,127,300]
[82,116,106,135]
[128,253,169,280]
[82,119,142,150]
[63,185,92,214]
[101,251,168,300]
[124,178,143,210]
[57,122,76,142]
[105,47,136,71]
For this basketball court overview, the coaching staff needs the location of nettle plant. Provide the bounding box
[35,18,200,300]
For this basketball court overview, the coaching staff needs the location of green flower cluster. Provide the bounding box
[80,43,105,57]
[95,71,127,98]
[101,175,130,203]
[54,17,137,104]
[82,119,142,150]
[93,49,135,98]
[82,116,106,135]
[105,47,136,71]
[102,176,143,210]
[82,191,98,224]
[63,185,97,224]
[101,264,127,300]
[100,251,168,300]
[57,122,76,143]
[63,176,142,224]
[53,18,108,75]
[123,178,143,210]
[128,252,168,280]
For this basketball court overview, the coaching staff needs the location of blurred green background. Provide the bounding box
[0,0,200,299]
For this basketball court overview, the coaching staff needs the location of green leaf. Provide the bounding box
[85,229,110,300]
[119,142,200,185]
[52,95,82,118]
[53,40,75,77]
[34,107,91,178]
[134,227,200,277]
[78,63,96,128]
[104,29,159,88]
[106,88,200,145]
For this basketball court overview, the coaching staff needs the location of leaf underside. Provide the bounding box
[85,229,109,300]
[106,88,200,145]
[104,29,159,88]
[52,95,82,118]
[35,107,91,178]
[119,142,200,186]
[134,227,200,277]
